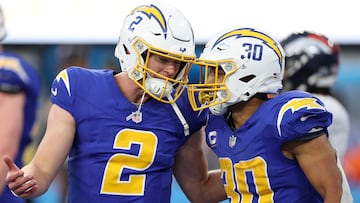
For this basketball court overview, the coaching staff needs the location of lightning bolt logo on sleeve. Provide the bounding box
[212,28,283,69]
[276,98,326,136]
[131,4,167,38]
[55,69,71,96]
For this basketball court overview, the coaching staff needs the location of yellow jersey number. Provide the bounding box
[100,129,158,195]
[219,156,274,203]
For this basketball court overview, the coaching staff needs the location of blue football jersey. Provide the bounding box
[0,52,41,203]
[205,90,332,203]
[50,67,207,203]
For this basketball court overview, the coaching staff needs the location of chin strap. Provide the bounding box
[167,94,189,136]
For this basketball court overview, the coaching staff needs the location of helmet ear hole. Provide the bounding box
[239,75,256,83]
[123,44,130,55]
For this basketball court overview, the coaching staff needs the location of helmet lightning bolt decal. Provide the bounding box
[212,28,283,68]
[276,98,325,136]
[132,4,167,38]
[55,69,71,96]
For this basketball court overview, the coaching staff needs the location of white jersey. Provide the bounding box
[315,94,353,203]
[314,94,350,161]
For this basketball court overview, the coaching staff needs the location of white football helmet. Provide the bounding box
[114,3,196,103]
[0,5,7,41]
[188,27,285,115]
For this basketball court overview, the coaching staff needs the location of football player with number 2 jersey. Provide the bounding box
[3,3,220,203]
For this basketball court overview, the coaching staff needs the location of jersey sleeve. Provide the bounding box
[276,93,333,142]
[0,68,25,93]
[50,67,77,113]
[0,56,29,93]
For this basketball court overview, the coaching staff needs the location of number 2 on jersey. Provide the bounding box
[100,129,158,195]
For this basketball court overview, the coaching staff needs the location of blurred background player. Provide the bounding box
[280,31,350,161]
[0,5,41,203]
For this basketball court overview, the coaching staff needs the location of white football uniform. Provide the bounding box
[315,93,353,203]
[314,94,350,161]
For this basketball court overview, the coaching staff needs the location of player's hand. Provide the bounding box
[3,155,38,198]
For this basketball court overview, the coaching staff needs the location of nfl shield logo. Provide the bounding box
[229,135,236,148]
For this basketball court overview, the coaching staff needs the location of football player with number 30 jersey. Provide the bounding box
[188,27,352,202]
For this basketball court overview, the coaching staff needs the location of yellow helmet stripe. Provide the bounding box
[132,4,167,38]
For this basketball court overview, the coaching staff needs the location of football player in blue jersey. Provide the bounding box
[3,3,221,203]
[188,27,347,202]
[0,5,41,203]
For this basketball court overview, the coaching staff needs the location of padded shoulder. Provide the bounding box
[275,90,332,141]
